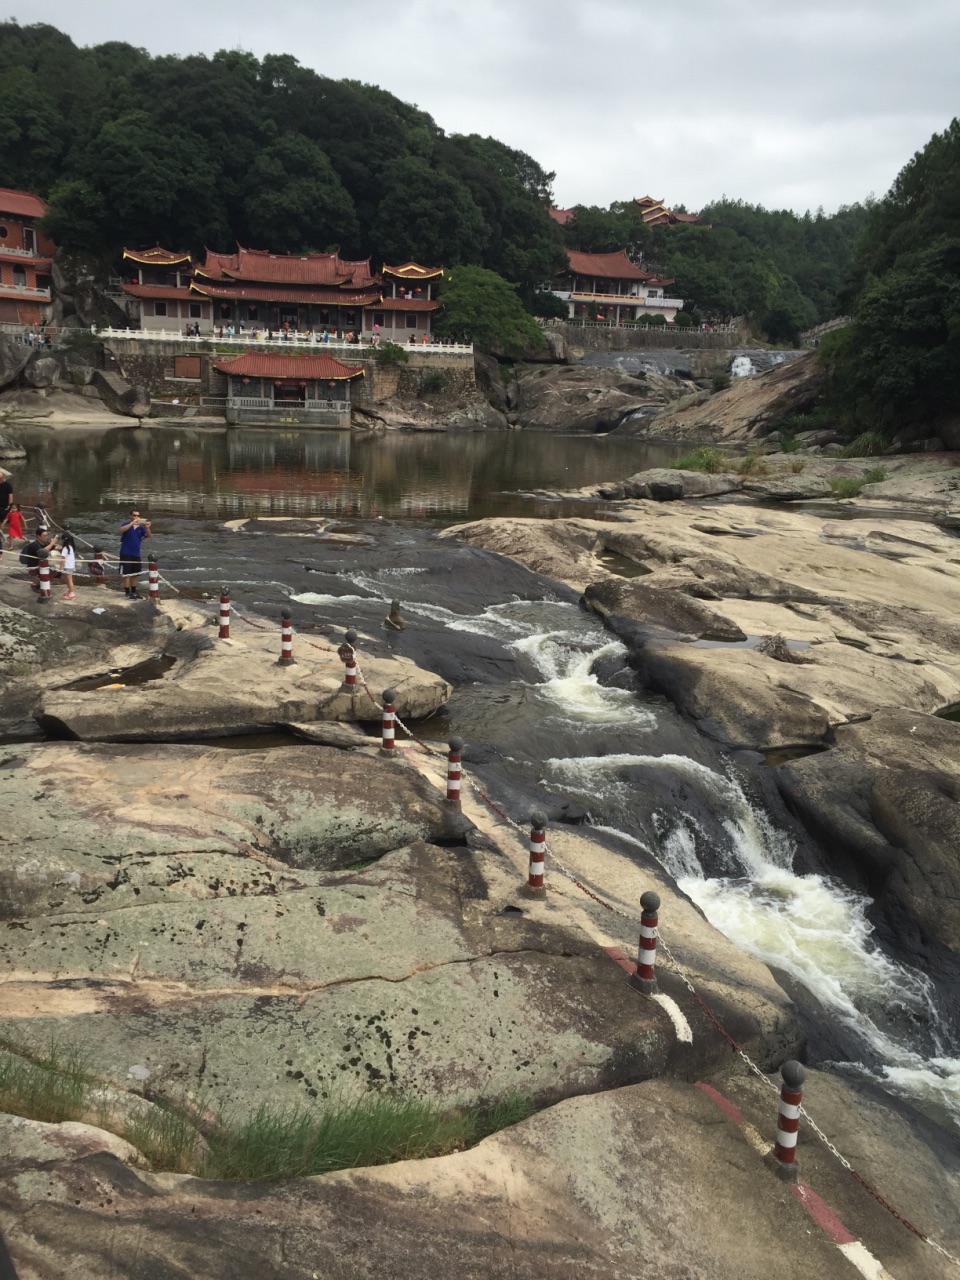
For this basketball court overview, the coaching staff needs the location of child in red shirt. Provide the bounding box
[6,505,24,541]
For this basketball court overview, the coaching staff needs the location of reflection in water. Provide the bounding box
[11,425,683,524]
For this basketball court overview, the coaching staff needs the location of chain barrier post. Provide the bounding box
[774,1061,805,1182]
[278,608,296,666]
[380,688,397,755]
[338,628,358,690]
[148,558,160,603]
[629,891,661,994]
[218,588,231,639]
[37,555,51,604]
[445,736,463,809]
[521,811,547,898]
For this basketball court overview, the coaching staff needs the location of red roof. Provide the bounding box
[549,207,575,225]
[198,246,376,289]
[192,282,381,306]
[123,247,192,266]
[381,262,443,280]
[379,297,440,312]
[563,249,650,281]
[122,283,196,300]
[213,352,365,381]
[0,188,48,219]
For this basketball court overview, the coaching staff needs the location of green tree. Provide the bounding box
[371,156,488,265]
[434,265,543,355]
[244,133,359,251]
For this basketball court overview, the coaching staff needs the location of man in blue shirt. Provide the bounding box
[119,508,151,599]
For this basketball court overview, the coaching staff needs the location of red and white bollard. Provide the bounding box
[380,688,397,755]
[148,558,160,603]
[774,1061,805,1182]
[629,891,661,994]
[338,629,358,691]
[278,608,295,666]
[218,588,231,640]
[446,736,463,809]
[521,811,547,898]
[37,555,51,604]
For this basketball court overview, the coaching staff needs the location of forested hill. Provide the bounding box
[0,21,566,299]
[1,20,872,342]
[561,199,871,339]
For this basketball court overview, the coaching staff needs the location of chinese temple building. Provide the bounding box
[634,195,703,227]
[553,249,683,323]
[0,188,55,325]
[212,350,365,427]
[121,245,443,340]
[121,246,210,331]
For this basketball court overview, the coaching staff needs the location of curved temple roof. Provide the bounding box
[213,352,365,381]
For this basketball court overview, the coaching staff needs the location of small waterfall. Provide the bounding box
[730,355,756,378]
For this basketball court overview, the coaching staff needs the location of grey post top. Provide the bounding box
[448,736,464,753]
[530,810,548,830]
[781,1060,806,1089]
[345,628,358,644]
[640,891,661,915]
[382,688,397,704]
[281,608,292,621]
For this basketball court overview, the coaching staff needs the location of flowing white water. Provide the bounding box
[543,750,960,1126]
[730,355,756,378]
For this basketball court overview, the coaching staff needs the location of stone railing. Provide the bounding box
[93,327,472,357]
[0,283,51,298]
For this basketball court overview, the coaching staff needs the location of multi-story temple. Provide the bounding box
[553,249,683,323]
[0,188,55,325]
[121,246,443,340]
[634,195,703,228]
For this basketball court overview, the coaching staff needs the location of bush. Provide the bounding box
[644,312,667,326]
[528,290,568,320]
[841,430,889,457]
[372,342,409,366]
[789,458,806,473]
[671,446,726,473]
[829,476,864,498]
[863,466,888,484]
[673,311,695,328]
[419,370,449,395]
[781,436,801,453]
[711,373,732,393]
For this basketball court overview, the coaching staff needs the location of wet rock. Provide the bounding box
[741,474,833,500]
[776,709,960,996]
[509,363,687,433]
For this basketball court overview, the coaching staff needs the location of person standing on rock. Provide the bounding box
[119,508,151,599]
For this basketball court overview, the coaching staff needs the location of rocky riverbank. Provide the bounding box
[1,507,958,1278]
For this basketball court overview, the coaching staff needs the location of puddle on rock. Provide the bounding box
[597,550,652,578]
[62,655,176,692]
[690,634,812,651]
[763,743,829,768]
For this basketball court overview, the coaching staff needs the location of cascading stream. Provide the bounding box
[297,572,960,1127]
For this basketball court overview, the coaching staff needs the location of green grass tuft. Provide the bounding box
[0,1039,91,1124]
[862,466,888,485]
[829,476,865,499]
[670,446,726,474]
[733,451,770,477]
[841,430,889,457]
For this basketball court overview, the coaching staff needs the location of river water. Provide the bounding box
[9,423,960,1132]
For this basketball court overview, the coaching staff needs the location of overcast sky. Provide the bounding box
[9,0,960,214]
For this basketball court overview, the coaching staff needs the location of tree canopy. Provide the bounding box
[434,266,543,356]
[820,119,960,432]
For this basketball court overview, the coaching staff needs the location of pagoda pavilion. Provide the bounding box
[553,249,683,324]
[634,196,703,228]
[120,245,443,340]
[0,188,55,325]
[212,350,364,427]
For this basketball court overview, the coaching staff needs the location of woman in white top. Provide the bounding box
[59,530,77,600]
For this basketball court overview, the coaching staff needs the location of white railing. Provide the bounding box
[0,284,51,298]
[230,397,272,409]
[226,397,351,412]
[93,326,473,356]
[0,245,41,259]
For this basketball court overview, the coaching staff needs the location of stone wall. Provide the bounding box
[552,323,745,352]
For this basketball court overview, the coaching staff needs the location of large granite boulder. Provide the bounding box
[21,354,61,389]
[508,363,686,433]
[92,369,150,419]
[0,333,32,391]
[583,577,747,642]
[0,431,25,458]
[601,466,742,501]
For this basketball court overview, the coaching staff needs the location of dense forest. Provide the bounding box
[0,19,886,346]
[818,118,960,435]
